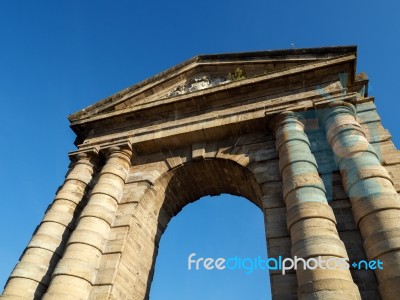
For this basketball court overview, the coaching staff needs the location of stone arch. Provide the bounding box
[3,47,400,300]
[120,158,264,299]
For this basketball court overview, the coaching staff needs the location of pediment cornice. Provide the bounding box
[69,46,357,124]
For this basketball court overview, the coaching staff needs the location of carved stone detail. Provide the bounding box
[166,75,230,97]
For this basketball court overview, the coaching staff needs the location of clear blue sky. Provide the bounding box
[0,1,399,299]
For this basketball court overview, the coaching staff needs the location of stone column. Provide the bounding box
[42,145,132,300]
[272,112,360,299]
[1,150,97,300]
[320,102,400,300]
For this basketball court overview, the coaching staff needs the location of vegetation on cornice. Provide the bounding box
[227,68,246,81]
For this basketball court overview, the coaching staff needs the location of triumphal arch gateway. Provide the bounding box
[2,46,400,299]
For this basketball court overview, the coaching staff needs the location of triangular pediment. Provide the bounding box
[69,46,357,123]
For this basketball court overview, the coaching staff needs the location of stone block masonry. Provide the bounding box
[2,46,399,299]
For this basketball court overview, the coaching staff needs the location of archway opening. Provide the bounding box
[149,194,271,300]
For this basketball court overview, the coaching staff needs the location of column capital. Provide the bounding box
[268,111,304,134]
[100,141,133,163]
[317,101,357,126]
[68,147,100,167]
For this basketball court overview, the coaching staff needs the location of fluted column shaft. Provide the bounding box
[321,103,400,300]
[1,152,97,300]
[273,112,360,299]
[42,146,132,300]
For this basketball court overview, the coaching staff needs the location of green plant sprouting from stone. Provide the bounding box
[228,68,246,81]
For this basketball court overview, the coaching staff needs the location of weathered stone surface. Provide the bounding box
[2,47,399,300]
[321,102,400,300]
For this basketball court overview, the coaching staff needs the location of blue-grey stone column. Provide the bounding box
[272,112,360,299]
[321,102,400,300]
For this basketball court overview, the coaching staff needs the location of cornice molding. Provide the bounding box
[70,53,356,126]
